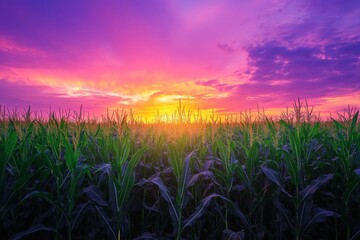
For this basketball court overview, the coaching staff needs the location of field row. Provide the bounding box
[0,112,359,239]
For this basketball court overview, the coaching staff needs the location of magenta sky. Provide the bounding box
[0,0,359,118]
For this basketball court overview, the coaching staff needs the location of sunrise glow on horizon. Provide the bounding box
[1,1,359,120]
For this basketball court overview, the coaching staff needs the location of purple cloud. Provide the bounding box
[217,43,235,54]
[247,40,360,84]
[196,79,235,92]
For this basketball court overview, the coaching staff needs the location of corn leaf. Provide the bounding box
[300,174,333,200]
[11,224,57,240]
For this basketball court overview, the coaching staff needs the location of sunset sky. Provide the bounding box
[0,0,359,119]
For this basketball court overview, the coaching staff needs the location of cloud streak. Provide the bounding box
[0,79,130,115]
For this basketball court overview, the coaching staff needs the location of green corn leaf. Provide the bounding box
[300,174,333,200]
[134,232,158,239]
[246,142,259,179]
[213,168,230,188]
[2,129,18,164]
[279,119,295,131]
[118,147,146,208]
[229,200,254,237]
[186,170,216,189]
[216,140,230,174]
[0,172,34,219]
[82,185,108,207]
[332,118,345,130]
[72,202,92,229]
[122,140,131,165]
[178,151,196,207]
[343,176,360,205]
[147,177,179,228]
[183,193,253,236]
[21,190,70,225]
[11,224,58,240]
[349,111,359,136]
[289,130,301,164]
[309,122,320,139]
[261,166,291,197]
[169,144,182,181]
[236,165,256,195]
[64,139,77,171]
[183,193,227,229]
[94,205,117,240]
[282,149,299,186]
[0,129,17,189]
[67,166,89,212]
[274,199,294,230]
[300,207,339,237]
[266,118,276,135]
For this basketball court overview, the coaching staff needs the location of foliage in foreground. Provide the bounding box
[0,105,360,239]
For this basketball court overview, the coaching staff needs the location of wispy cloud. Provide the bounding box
[196,79,235,92]
[0,79,131,114]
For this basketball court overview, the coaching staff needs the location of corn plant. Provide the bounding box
[0,103,359,239]
[331,111,360,239]
[213,140,247,229]
[278,120,339,240]
[108,137,146,239]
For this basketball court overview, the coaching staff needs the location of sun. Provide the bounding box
[129,97,199,123]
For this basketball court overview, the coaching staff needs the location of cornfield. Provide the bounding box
[0,102,359,239]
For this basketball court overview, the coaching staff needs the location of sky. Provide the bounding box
[0,0,359,120]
